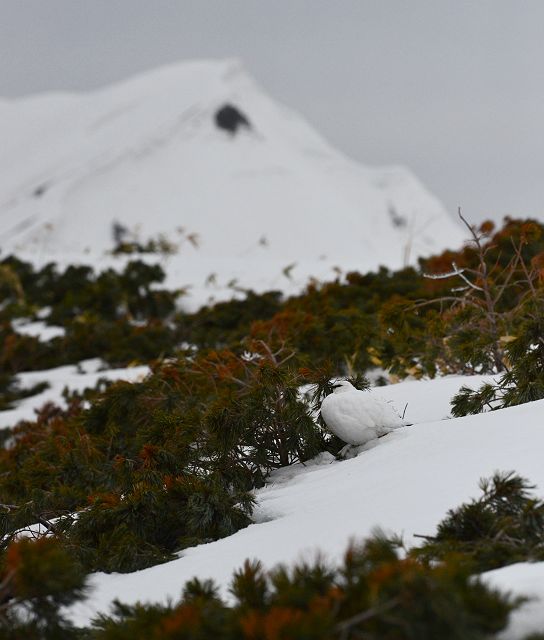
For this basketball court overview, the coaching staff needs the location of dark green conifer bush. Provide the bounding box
[0,537,87,639]
[0,257,183,374]
[0,256,179,325]
[0,342,327,573]
[215,218,544,382]
[0,371,49,411]
[5,217,544,385]
[452,297,544,415]
[1,469,539,637]
[176,290,283,348]
[87,535,517,639]
[415,472,544,572]
[383,217,544,379]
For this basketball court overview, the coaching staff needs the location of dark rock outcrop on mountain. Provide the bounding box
[215,104,251,134]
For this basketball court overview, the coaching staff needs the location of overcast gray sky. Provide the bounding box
[1,0,543,223]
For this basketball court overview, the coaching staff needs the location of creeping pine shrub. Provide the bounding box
[0,370,49,411]
[4,218,544,382]
[64,471,254,573]
[0,343,327,573]
[176,290,283,348]
[0,257,182,373]
[0,257,179,325]
[452,299,544,416]
[89,536,517,639]
[204,351,325,488]
[415,472,544,572]
[383,217,544,379]
[4,476,541,638]
[0,537,87,639]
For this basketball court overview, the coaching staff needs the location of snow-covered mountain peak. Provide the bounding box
[0,59,464,306]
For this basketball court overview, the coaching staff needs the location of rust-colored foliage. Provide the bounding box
[161,604,202,635]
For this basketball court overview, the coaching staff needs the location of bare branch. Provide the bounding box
[336,597,400,639]
[510,236,538,298]
[410,297,481,311]
[458,207,483,247]
[0,504,19,511]
[423,260,483,292]
[451,262,484,292]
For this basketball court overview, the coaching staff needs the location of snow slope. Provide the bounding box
[484,563,544,639]
[2,365,542,636]
[51,376,542,638]
[0,59,464,307]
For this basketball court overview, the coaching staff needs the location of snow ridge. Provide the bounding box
[0,59,463,307]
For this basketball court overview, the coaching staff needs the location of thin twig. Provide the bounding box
[336,598,400,639]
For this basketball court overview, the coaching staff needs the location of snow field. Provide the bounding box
[56,375,543,637]
[2,362,543,637]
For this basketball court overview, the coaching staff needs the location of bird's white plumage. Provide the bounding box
[320,381,403,445]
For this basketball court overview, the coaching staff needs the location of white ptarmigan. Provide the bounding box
[320,380,403,446]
